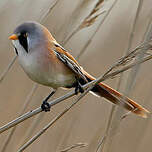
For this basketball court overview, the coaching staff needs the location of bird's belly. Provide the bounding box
[18,54,76,89]
[29,71,75,89]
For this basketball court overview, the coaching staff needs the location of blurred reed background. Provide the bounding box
[0,0,152,152]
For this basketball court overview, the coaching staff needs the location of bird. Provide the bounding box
[9,21,149,118]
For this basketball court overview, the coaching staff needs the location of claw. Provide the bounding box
[78,85,84,93]
[41,90,56,112]
[41,101,51,112]
[75,78,84,94]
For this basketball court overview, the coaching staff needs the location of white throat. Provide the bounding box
[12,40,27,56]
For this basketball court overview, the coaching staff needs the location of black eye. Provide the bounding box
[18,32,28,53]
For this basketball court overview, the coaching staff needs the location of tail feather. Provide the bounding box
[82,70,150,118]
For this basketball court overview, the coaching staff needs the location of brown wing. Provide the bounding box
[53,42,88,82]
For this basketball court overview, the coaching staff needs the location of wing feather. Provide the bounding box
[53,43,88,82]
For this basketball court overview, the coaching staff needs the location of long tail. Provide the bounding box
[82,70,149,118]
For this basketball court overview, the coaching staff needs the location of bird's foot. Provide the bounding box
[41,101,51,112]
[75,82,84,95]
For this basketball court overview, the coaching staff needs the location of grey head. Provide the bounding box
[12,21,46,54]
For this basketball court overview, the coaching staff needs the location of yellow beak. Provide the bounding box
[9,34,18,40]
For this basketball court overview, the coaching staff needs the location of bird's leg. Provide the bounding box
[75,77,84,94]
[41,89,56,112]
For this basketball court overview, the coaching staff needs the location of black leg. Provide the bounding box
[41,90,56,112]
[75,77,84,94]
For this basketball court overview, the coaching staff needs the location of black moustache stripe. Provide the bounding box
[18,34,28,53]
[14,47,18,55]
